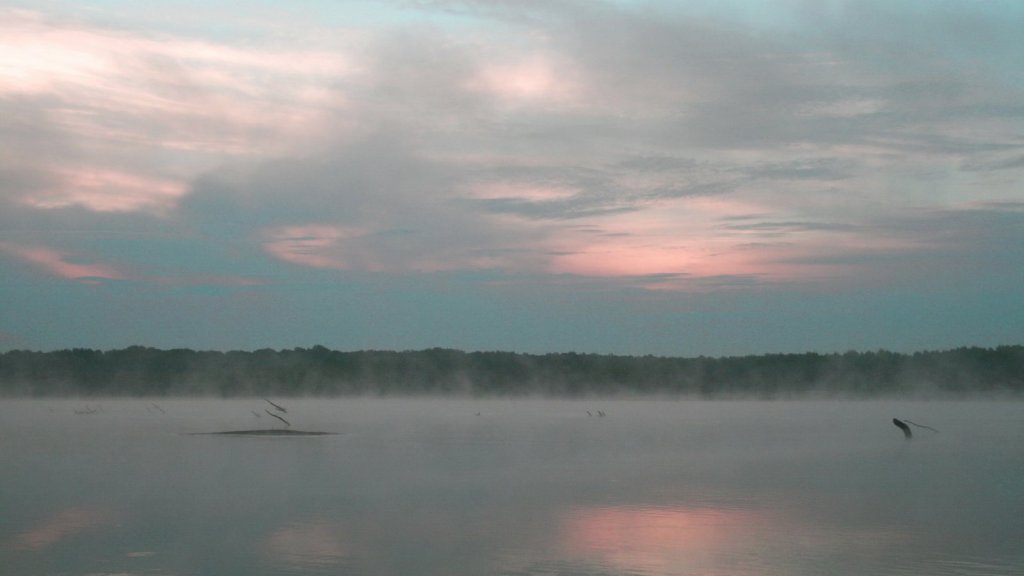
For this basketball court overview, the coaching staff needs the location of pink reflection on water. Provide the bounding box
[12,506,118,551]
[265,519,349,570]
[561,505,772,575]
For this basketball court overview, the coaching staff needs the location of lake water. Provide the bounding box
[1,398,1022,576]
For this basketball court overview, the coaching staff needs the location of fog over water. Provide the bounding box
[2,398,1022,575]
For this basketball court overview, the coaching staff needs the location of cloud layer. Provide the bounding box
[1,1,1022,353]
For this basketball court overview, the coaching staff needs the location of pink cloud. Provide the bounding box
[260,221,541,274]
[21,167,187,213]
[0,242,275,287]
[262,225,359,270]
[464,181,579,202]
[537,190,924,289]
[468,53,584,108]
[0,8,356,211]
[0,242,127,283]
[543,198,766,280]
[252,186,913,289]
[545,240,795,290]
[550,243,697,277]
[0,9,354,100]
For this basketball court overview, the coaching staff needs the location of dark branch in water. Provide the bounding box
[893,418,912,439]
[264,398,287,413]
[903,419,938,433]
[265,408,291,427]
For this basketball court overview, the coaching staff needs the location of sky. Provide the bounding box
[1,0,1022,356]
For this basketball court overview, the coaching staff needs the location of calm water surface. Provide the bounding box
[1,398,1022,576]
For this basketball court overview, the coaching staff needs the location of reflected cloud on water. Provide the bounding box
[491,502,918,576]
[10,506,119,552]
[2,399,1022,576]
[264,519,351,573]
[560,504,770,575]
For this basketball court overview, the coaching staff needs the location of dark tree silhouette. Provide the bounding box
[1,345,1021,397]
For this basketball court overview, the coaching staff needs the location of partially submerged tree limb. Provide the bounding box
[264,398,287,413]
[893,417,939,439]
[265,409,291,427]
[903,419,938,433]
[893,418,912,439]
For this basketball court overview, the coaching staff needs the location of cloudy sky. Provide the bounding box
[1,0,1022,356]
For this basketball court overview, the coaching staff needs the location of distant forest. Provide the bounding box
[1,345,1022,397]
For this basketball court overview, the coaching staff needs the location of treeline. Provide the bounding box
[0,345,1022,397]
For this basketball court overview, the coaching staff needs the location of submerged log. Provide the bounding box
[190,429,336,436]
